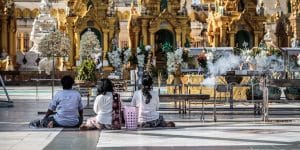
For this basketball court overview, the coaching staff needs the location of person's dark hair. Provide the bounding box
[142,74,153,104]
[97,78,114,95]
[61,75,74,90]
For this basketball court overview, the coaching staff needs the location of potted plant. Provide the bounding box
[246,80,282,100]
[268,86,282,100]
[284,87,300,100]
[283,55,300,100]
[75,58,96,86]
[246,85,263,100]
[76,28,100,86]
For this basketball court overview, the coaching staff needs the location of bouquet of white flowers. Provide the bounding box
[38,30,70,57]
[137,54,145,67]
[108,49,122,69]
[167,48,183,73]
[80,29,101,59]
[136,45,151,68]
[123,47,132,64]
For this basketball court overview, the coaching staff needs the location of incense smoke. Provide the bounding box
[202,53,241,86]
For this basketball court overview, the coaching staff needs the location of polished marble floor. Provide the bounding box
[1,86,300,150]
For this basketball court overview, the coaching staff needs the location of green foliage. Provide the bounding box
[267,47,282,56]
[234,46,281,57]
[285,87,300,100]
[233,47,242,55]
[162,42,173,53]
[76,59,96,82]
[246,78,281,100]
[285,87,300,94]
[268,86,282,100]
[250,47,261,57]
[246,86,263,100]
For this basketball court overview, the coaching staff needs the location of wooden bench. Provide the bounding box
[159,94,210,116]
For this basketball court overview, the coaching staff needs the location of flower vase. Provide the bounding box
[114,66,122,78]
[137,66,144,87]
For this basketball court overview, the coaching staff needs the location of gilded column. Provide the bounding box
[1,16,8,52]
[103,29,109,61]
[9,24,16,58]
[109,29,114,48]
[66,18,75,66]
[254,31,259,47]
[288,33,293,47]
[220,27,227,46]
[229,32,235,47]
[181,26,187,47]
[74,32,80,63]
[128,30,132,48]
[20,32,24,52]
[142,20,148,45]
[134,31,139,49]
[175,28,182,47]
[214,32,220,47]
[150,30,155,56]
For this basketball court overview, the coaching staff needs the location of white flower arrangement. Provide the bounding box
[38,30,70,57]
[108,47,132,69]
[137,47,142,54]
[108,49,121,69]
[205,51,214,61]
[136,46,151,68]
[145,45,151,51]
[38,58,55,75]
[167,48,183,73]
[80,29,101,59]
[123,48,132,64]
[240,49,252,62]
[137,54,145,67]
[136,47,144,67]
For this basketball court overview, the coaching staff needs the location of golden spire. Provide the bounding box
[131,0,134,8]
[274,0,280,10]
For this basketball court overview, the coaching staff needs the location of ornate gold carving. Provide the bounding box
[65,0,119,67]
[206,0,266,47]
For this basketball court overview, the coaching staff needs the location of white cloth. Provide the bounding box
[93,92,113,125]
[49,90,83,127]
[131,90,160,123]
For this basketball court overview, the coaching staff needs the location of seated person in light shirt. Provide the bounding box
[80,78,114,130]
[29,75,83,128]
[131,74,175,128]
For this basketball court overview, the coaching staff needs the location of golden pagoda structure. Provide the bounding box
[64,0,119,68]
[270,0,291,47]
[205,0,266,48]
[128,0,190,68]
[0,0,17,70]
[289,0,300,43]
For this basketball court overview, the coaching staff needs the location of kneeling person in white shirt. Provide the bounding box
[80,78,114,130]
[131,74,175,128]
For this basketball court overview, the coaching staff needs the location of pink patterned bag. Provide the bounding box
[123,106,138,130]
